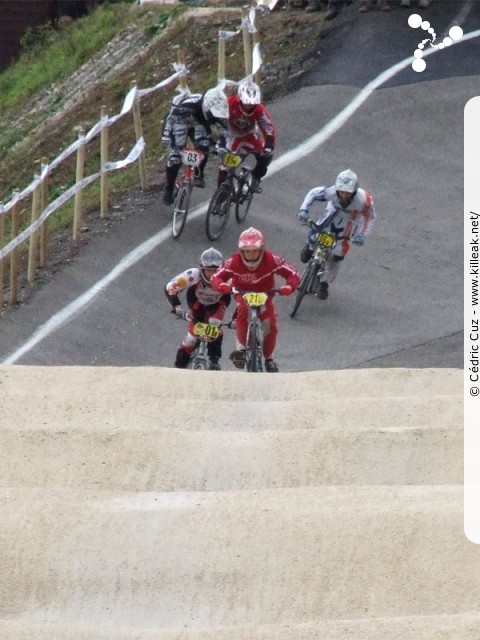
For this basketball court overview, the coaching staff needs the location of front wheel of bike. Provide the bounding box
[290,261,318,318]
[234,172,253,223]
[205,185,231,241]
[172,183,191,239]
[246,315,262,372]
[192,358,207,370]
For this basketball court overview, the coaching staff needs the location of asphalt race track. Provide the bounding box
[0,0,476,370]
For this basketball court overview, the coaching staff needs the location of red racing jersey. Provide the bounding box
[227,95,276,148]
[211,249,299,293]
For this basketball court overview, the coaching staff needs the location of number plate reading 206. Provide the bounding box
[193,322,221,340]
[315,232,335,248]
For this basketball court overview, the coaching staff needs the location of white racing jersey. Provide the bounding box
[301,185,376,237]
[166,268,225,307]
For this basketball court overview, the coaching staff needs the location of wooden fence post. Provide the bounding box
[177,49,188,92]
[100,105,109,218]
[40,157,49,268]
[217,33,226,84]
[130,81,148,190]
[27,175,41,283]
[241,6,252,77]
[73,127,85,241]
[9,191,20,305]
[253,19,262,89]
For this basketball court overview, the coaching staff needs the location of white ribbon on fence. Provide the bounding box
[137,66,185,99]
[0,66,183,223]
[241,14,257,34]
[0,137,145,262]
[219,29,240,40]
[252,42,263,77]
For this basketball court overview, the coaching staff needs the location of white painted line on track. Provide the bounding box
[4,28,480,365]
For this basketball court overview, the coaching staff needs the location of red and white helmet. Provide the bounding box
[237,79,261,115]
[238,227,265,269]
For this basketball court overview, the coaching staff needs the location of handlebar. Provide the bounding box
[174,310,235,329]
[231,287,280,295]
[306,220,348,241]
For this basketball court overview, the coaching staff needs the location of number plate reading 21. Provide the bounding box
[243,292,268,307]
[315,232,335,248]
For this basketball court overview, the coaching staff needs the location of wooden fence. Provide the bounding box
[0,3,265,315]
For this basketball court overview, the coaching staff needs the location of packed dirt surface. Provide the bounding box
[1,365,478,639]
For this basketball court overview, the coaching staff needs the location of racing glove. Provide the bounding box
[352,233,365,246]
[279,285,293,296]
[216,282,232,294]
[298,209,309,223]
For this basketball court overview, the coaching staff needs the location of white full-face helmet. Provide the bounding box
[334,169,358,206]
[199,247,223,284]
[202,88,228,123]
[237,79,261,115]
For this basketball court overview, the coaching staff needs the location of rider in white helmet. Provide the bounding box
[297,169,377,300]
[162,88,228,205]
[165,247,230,370]
[217,79,276,193]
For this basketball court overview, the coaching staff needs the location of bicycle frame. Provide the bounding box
[205,150,257,241]
[234,289,277,373]
[177,315,234,370]
[171,147,204,240]
[290,224,346,318]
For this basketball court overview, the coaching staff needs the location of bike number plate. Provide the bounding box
[223,152,242,168]
[243,292,267,307]
[193,322,221,340]
[180,149,204,167]
[315,232,335,248]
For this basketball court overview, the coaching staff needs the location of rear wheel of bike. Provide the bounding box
[234,172,253,223]
[172,183,191,239]
[290,261,318,318]
[205,185,231,241]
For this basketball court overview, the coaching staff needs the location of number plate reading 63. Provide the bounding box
[223,152,242,168]
[243,292,268,307]
[315,232,335,248]
[193,322,221,340]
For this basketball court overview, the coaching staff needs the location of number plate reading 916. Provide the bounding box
[315,232,335,248]
[193,322,221,340]
[243,292,268,307]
